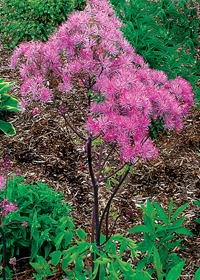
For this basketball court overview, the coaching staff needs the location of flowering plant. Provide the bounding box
[0,156,27,280]
[11,0,194,278]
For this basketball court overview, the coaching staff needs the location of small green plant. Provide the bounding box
[128,200,193,280]
[30,229,151,280]
[0,172,74,276]
[30,255,57,280]
[0,0,86,49]
[0,79,20,136]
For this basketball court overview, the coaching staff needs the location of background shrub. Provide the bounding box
[110,0,200,105]
[0,0,86,49]
[0,175,74,264]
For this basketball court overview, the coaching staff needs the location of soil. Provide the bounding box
[0,1,200,279]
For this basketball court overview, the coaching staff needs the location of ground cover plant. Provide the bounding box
[4,0,199,278]
[0,156,74,279]
[0,0,86,49]
[109,0,200,107]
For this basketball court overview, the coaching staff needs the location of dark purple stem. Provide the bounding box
[87,137,99,244]
[97,166,130,242]
[91,205,95,272]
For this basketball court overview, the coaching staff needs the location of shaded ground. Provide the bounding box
[1,2,200,279]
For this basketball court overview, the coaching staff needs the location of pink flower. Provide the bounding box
[33,107,40,114]
[0,199,18,217]
[21,221,28,228]
[10,0,194,163]
[0,176,5,190]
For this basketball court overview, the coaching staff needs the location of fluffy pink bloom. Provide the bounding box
[10,0,194,163]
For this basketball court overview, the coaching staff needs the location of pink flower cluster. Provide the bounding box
[0,199,18,217]
[0,176,5,190]
[1,155,13,172]
[10,0,194,163]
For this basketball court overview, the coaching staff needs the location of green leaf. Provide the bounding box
[171,217,186,228]
[0,120,16,136]
[194,201,200,207]
[76,228,87,241]
[195,268,200,280]
[153,201,169,225]
[170,203,189,223]
[128,225,150,233]
[50,250,62,266]
[153,247,162,276]
[172,227,194,236]
[54,233,64,249]
[166,260,185,280]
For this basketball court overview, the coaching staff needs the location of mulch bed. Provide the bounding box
[1,1,200,279]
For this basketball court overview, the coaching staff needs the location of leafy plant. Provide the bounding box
[0,173,74,270]
[0,79,20,136]
[30,229,151,280]
[11,0,194,279]
[110,0,200,107]
[30,255,57,280]
[0,0,86,49]
[128,199,193,279]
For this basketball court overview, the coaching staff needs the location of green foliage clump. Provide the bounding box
[0,0,86,49]
[129,199,193,279]
[0,79,20,136]
[0,175,74,264]
[110,0,200,106]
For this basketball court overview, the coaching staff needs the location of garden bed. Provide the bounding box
[0,0,200,279]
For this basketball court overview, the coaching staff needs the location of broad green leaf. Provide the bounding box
[0,120,16,136]
[166,260,185,280]
[50,250,62,266]
[76,228,87,241]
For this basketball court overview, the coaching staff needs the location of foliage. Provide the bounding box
[9,0,195,279]
[0,79,20,136]
[0,0,86,49]
[128,199,193,279]
[109,0,200,107]
[30,230,151,280]
[0,174,74,265]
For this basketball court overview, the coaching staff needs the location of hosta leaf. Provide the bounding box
[0,120,16,136]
